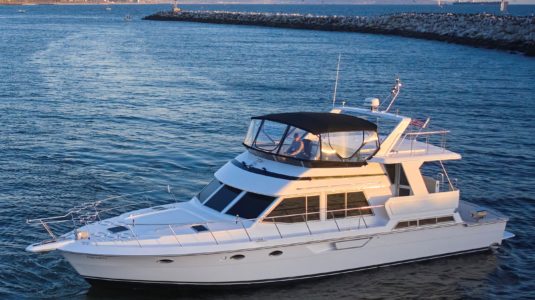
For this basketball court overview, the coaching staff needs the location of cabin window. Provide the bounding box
[327,193,345,218]
[395,221,408,229]
[226,193,276,219]
[347,192,372,216]
[204,185,242,212]
[437,216,455,223]
[265,195,320,223]
[419,218,437,226]
[327,192,372,219]
[394,220,417,229]
[395,216,454,230]
[197,179,222,203]
[306,195,320,221]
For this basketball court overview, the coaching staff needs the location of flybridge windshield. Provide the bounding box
[243,112,380,165]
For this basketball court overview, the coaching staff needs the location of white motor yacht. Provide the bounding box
[26,80,513,286]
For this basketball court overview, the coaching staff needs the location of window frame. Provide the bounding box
[203,184,244,212]
[225,192,277,219]
[394,215,456,230]
[197,179,224,204]
[263,194,321,223]
[326,190,373,219]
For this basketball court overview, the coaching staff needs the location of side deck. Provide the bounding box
[458,200,509,225]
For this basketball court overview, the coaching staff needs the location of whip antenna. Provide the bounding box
[332,54,341,108]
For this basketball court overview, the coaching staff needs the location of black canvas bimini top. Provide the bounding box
[252,112,377,135]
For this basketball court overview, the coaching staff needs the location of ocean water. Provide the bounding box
[0,4,534,299]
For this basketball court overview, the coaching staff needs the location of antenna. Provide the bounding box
[332,54,341,108]
[384,77,402,113]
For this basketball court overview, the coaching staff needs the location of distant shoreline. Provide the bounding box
[0,2,166,5]
[2,2,534,5]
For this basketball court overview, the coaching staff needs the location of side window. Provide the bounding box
[204,185,242,212]
[327,193,345,218]
[307,196,320,221]
[226,193,276,219]
[395,216,454,230]
[265,195,320,223]
[347,192,372,216]
[327,191,372,219]
[267,197,305,223]
[197,179,222,203]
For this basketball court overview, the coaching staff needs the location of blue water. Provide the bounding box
[1,4,534,299]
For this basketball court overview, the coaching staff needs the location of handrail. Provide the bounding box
[99,205,384,247]
[261,204,383,223]
[390,129,450,156]
[27,189,386,246]
[402,130,450,136]
[26,189,160,224]
[26,188,173,241]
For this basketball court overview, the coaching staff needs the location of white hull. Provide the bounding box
[62,221,506,285]
[27,105,514,287]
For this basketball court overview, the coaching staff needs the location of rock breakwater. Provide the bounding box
[144,11,534,56]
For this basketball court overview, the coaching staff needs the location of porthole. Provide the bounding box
[230,254,245,260]
[269,250,283,257]
[157,259,174,264]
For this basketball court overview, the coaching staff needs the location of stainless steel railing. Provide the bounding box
[391,130,450,156]
[26,188,167,241]
[91,205,384,248]
[27,189,384,247]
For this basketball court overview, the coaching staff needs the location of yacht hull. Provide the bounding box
[61,221,506,286]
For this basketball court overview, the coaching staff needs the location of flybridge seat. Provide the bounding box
[243,112,380,167]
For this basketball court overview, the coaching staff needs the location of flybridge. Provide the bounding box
[243,112,381,167]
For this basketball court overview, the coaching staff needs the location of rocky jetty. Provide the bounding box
[144,11,535,56]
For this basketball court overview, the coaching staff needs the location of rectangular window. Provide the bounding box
[327,193,346,219]
[395,221,409,229]
[204,185,242,212]
[327,192,372,219]
[347,192,371,216]
[419,218,437,226]
[267,197,306,223]
[226,193,276,219]
[265,195,320,223]
[197,179,222,203]
[306,196,320,221]
[394,220,417,229]
[437,216,455,223]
